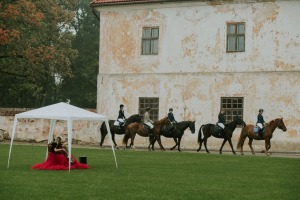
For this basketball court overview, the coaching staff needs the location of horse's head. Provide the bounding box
[233,116,246,127]
[188,121,196,134]
[277,118,287,132]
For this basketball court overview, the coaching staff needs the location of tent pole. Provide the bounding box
[46,119,56,160]
[105,120,118,168]
[67,119,73,172]
[7,117,18,168]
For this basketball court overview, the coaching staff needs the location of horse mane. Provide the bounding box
[154,117,168,125]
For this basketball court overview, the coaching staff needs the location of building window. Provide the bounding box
[139,97,159,121]
[227,23,245,52]
[141,27,159,55]
[221,97,244,123]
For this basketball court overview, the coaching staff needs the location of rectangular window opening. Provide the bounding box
[221,97,244,124]
[227,22,245,52]
[142,27,159,55]
[139,97,159,121]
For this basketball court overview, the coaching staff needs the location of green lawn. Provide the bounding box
[0,144,299,200]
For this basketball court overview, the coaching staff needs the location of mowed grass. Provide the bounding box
[0,144,299,200]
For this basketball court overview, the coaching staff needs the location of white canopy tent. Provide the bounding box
[7,102,118,171]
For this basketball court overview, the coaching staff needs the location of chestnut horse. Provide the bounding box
[197,116,246,154]
[122,117,171,150]
[100,114,142,148]
[237,118,287,155]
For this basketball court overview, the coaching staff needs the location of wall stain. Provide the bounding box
[275,60,296,70]
[252,2,279,35]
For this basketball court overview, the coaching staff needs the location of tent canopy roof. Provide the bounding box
[15,102,107,121]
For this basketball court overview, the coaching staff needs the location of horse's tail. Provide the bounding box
[197,125,204,144]
[237,126,246,150]
[122,127,130,145]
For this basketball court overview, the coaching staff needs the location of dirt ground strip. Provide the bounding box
[1,141,299,159]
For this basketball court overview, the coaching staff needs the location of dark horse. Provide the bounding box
[100,114,142,148]
[237,118,287,155]
[197,116,246,154]
[150,121,196,152]
[122,117,171,150]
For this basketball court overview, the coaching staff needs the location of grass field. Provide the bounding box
[0,143,299,200]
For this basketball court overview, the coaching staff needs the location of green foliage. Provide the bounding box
[0,144,299,200]
[0,0,90,108]
[59,0,99,108]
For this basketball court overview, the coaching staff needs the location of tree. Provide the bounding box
[0,0,78,107]
[58,0,99,108]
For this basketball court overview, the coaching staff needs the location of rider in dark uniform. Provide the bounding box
[256,108,265,137]
[217,108,226,136]
[117,104,126,127]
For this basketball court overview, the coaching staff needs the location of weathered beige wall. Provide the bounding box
[0,116,102,145]
[96,0,300,152]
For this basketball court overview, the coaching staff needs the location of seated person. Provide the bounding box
[32,136,89,170]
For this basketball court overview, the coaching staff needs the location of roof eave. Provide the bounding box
[90,0,178,7]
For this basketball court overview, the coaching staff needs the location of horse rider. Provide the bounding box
[144,107,154,135]
[117,104,126,128]
[256,108,265,137]
[168,108,177,127]
[217,108,226,136]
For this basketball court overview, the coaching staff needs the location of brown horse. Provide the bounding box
[122,117,171,150]
[237,118,287,155]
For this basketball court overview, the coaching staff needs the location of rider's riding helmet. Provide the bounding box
[169,108,173,111]
[120,104,124,108]
[259,108,264,112]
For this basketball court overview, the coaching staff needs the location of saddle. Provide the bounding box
[143,124,154,136]
[143,123,151,131]
[253,126,265,135]
[114,120,125,127]
[214,124,223,136]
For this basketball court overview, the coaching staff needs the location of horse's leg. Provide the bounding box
[177,137,182,152]
[227,139,236,155]
[148,136,156,151]
[196,141,202,152]
[219,139,227,154]
[264,139,271,155]
[111,132,118,149]
[203,137,210,154]
[155,133,165,151]
[151,137,158,151]
[100,132,106,147]
[248,138,255,155]
[130,132,136,149]
[170,138,178,151]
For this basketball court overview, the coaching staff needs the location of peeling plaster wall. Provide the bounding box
[96,0,300,152]
[0,116,102,145]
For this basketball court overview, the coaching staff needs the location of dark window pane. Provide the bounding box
[228,36,236,51]
[237,36,245,51]
[152,28,159,38]
[143,28,151,38]
[142,40,151,54]
[237,24,245,34]
[151,40,158,54]
[228,24,236,34]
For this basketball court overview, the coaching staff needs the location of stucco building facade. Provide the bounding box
[91,0,299,152]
